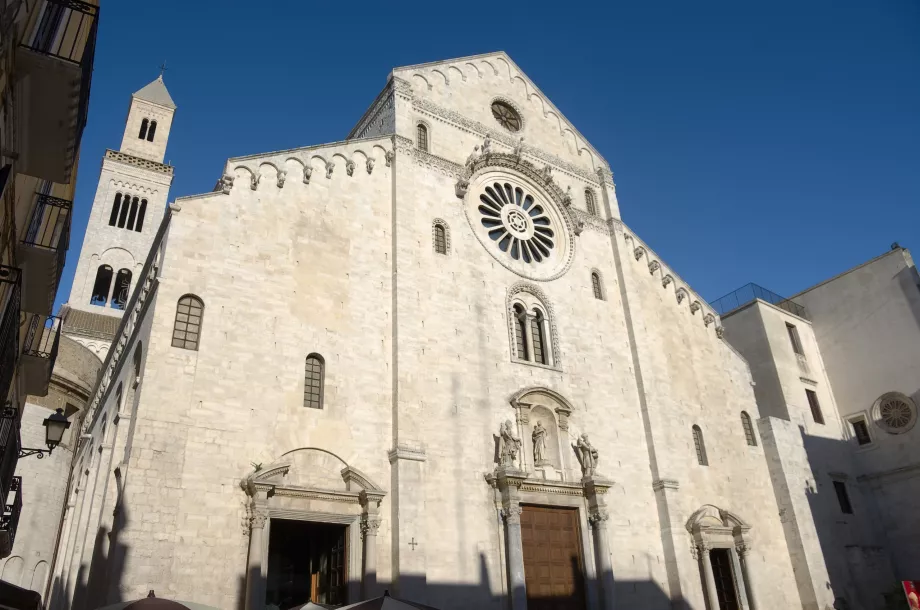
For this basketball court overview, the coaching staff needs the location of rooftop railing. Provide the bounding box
[710,282,808,320]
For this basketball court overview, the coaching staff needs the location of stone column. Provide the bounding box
[496,467,528,610]
[728,547,750,610]
[584,477,614,610]
[360,489,385,598]
[737,543,758,610]
[699,543,719,610]
[523,312,536,362]
[540,316,554,366]
[245,509,268,610]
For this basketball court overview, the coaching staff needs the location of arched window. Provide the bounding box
[117,195,131,228]
[416,123,428,152]
[138,118,149,140]
[741,412,757,446]
[112,269,132,310]
[126,197,139,230]
[171,295,204,350]
[135,199,148,232]
[304,354,325,409]
[531,309,547,365]
[90,265,113,306]
[434,224,447,255]
[585,189,596,216]
[591,272,604,300]
[133,342,143,387]
[513,304,528,361]
[147,120,157,142]
[692,425,708,465]
[109,193,122,226]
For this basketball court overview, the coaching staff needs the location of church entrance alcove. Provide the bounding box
[687,504,759,610]
[521,506,586,610]
[266,519,347,608]
[709,548,740,610]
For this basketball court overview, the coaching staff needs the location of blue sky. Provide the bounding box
[56,0,920,311]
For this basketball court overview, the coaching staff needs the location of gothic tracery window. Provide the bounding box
[171,295,204,351]
[304,354,325,409]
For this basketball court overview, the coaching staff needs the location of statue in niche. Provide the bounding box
[498,420,522,469]
[532,421,549,466]
[574,433,599,476]
[465,145,481,168]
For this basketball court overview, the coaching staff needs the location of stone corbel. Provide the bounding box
[250,173,260,191]
[385,150,394,167]
[366,158,375,174]
[277,170,286,188]
[716,326,725,339]
[703,313,715,327]
[662,274,673,288]
[676,288,689,304]
[325,161,335,178]
[303,166,313,184]
[573,218,585,236]
[219,174,234,194]
[648,260,660,275]
[346,160,356,176]
[690,301,701,314]
[455,177,469,199]
[634,246,646,261]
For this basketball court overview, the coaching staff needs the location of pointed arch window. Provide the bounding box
[109,193,122,226]
[171,295,204,350]
[91,265,113,306]
[531,309,547,365]
[585,189,596,216]
[416,123,429,153]
[591,272,604,300]
[692,425,708,465]
[112,269,132,310]
[147,120,157,142]
[304,354,325,409]
[741,411,757,446]
[513,304,528,360]
[138,118,149,140]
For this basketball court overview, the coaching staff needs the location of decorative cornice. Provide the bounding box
[569,208,610,235]
[348,80,395,140]
[388,444,427,463]
[105,149,174,176]
[652,478,679,492]
[272,486,362,504]
[412,97,602,183]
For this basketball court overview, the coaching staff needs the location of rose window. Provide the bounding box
[491,101,521,132]
[881,398,912,429]
[479,182,554,263]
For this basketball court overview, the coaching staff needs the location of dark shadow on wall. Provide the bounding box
[798,426,906,610]
[47,482,129,610]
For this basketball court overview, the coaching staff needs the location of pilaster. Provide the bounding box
[388,443,428,602]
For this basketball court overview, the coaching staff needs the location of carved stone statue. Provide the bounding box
[513,137,525,158]
[276,170,286,188]
[541,164,553,180]
[219,174,234,194]
[562,185,573,207]
[482,136,492,156]
[498,420,522,469]
[532,421,548,466]
[574,433,598,476]
[303,166,313,184]
[465,145,481,168]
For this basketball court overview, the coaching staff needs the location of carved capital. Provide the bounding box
[736,542,752,557]
[588,510,609,527]
[251,510,269,530]
[361,516,382,538]
[697,541,712,555]
[501,505,524,525]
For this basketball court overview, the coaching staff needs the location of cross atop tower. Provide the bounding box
[158,61,168,77]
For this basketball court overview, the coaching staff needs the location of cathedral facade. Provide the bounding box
[38,53,910,610]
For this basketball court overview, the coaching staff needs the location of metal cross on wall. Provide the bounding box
[408,538,419,550]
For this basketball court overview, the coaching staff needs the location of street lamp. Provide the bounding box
[19,408,72,459]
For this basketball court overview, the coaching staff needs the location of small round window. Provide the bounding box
[491,101,521,132]
[873,392,918,434]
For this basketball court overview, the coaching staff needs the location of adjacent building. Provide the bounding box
[0,0,99,580]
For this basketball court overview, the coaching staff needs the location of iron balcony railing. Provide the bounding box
[23,314,61,361]
[0,406,19,505]
[0,476,22,554]
[710,282,808,320]
[22,192,72,291]
[20,0,99,161]
[0,266,21,406]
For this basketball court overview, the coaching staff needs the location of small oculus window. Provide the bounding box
[491,101,521,132]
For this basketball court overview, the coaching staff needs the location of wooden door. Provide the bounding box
[520,505,586,610]
[710,549,740,610]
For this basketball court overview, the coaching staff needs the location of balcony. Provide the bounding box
[710,282,809,321]
[17,193,71,316]
[0,266,21,406]
[15,0,99,184]
[20,314,60,397]
[0,406,19,517]
[0,477,22,558]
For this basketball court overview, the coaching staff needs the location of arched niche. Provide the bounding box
[509,386,575,481]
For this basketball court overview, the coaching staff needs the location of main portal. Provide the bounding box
[520,505,586,610]
[266,519,347,608]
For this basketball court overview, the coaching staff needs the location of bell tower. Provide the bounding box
[61,75,176,356]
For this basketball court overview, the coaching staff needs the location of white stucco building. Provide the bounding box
[20,53,915,610]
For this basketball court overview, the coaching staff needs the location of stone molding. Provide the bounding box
[411,97,603,183]
[431,218,451,255]
[105,149,175,176]
[570,207,611,235]
[621,227,721,337]
[269,509,358,525]
[341,465,383,492]
[387,443,427,463]
[652,478,680,492]
[348,81,396,140]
